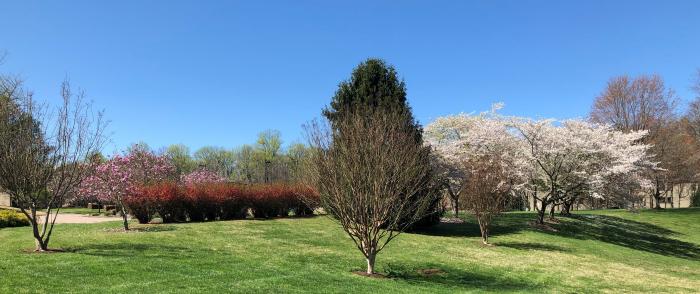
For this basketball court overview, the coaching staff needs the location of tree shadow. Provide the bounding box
[497,241,568,252]
[130,225,178,232]
[66,243,193,258]
[412,213,531,238]
[546,214,700,260]
[383,263,543,292]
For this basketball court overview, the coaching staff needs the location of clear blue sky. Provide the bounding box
[1,1,699,154]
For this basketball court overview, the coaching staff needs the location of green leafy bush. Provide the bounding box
[0,209,30,228]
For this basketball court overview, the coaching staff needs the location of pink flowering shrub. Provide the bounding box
[78,147,176,228]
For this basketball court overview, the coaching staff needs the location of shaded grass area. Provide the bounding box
[0,208,698,293]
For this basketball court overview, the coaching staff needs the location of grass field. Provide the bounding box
[0,208,698,293]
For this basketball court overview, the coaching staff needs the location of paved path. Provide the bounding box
[46,214,121,224]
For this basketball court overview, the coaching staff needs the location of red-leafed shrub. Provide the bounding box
[144,182,186,223]
[125,182,318,223]
[247,184,286,218]
[219,185,247,220]
[290,185,319,217]
[182,184,218,222]
[123,193,152,224]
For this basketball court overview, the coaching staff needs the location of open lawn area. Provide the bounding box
[0,208,698,293]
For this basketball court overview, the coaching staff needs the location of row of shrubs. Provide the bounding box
[0,209,30,228]
[123,182,319,224]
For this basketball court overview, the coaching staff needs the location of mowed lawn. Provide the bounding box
[0,209,698,293]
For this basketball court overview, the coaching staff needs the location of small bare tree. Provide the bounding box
[304,110,437,275]
[0,77,106,251]
[460,156,511,245]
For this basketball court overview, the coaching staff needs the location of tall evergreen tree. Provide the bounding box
[323,58,442,228]
[324,59,409,117]
[323,59,422,141]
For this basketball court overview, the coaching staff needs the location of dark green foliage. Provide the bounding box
[323,59,410,123]
[691,188,700,207]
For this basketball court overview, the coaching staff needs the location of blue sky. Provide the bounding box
[1,1,699,153]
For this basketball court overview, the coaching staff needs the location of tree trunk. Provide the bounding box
[26,207,49,251]
[536,201,547,224]
[560,200,572,216]
[549,204,555,219]
[453,197,459,218]
[669,185,674,208]
[366,253,376,274]
[34,236,48,251]
[120,205,130,231]
[478,218,489,245]
[653,190,662,209]
[31,221,48,251]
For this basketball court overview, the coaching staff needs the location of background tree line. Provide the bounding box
[103,130,313,185]
[590,71,700,208]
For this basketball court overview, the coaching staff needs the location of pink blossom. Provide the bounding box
[78,149,176,205]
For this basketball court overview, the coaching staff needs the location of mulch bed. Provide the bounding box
[528,221,559,232]
[351,271,389,279]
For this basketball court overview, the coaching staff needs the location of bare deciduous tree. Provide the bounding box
[304,111,437,275]
[0,77,107,251]
[590,74,677,133]
[687,69,700,141]
[590,74,679,208]
[460,156,511,245]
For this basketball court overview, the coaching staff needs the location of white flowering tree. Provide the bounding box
[427,104,654,226]
[426,105,531,241]
[513,118,653,223]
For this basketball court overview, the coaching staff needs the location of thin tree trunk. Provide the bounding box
[560,198,575,216]
[366,253,376,274]
[31,220,48,251]
[478,217,489,245]
[653,190,662,209]
[26,206,49,251]
[669,184,675,208]
[120,204,130,231]
[536,201,547,224]
[453,197,459,217]
[549,204,555,218]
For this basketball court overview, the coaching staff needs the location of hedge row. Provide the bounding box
[0,209,30,228]
[123,182,319,224]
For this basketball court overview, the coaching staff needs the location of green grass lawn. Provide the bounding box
[0,208,698,293]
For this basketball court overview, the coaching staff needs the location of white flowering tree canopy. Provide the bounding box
[425,105,532,194]
[426,104,655,201]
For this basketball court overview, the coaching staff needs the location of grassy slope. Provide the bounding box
[0,208,698,293]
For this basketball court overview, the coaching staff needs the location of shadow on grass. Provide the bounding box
[546,214,700,260]
[412,213,532,238]
[130,225,178,232]
[416,211,699,260]
[383,263,543,292]
[67,243,193,258]
[497,241,568,252]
